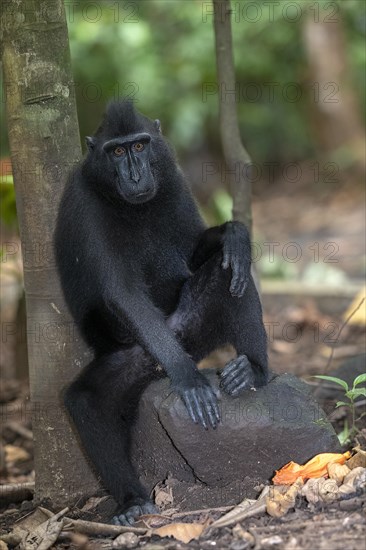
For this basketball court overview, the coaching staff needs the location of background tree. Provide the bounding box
[1,2,364,200]
[302,7,366,178]
[1,0,99,506]
[213,0,253,230]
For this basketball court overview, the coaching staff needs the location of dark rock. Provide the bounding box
[131,371,340,509]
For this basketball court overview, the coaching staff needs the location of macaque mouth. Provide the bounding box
[123,187,156,204]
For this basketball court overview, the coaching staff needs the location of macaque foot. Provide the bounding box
[112,499,158,526]
[220,355,256,396]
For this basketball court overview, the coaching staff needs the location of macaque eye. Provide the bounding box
[133,142,144,152]
[114,147,125,156]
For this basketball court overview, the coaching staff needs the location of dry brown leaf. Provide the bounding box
[338,467,366,497]
[5,507,51,548]
[4,445,30,464]
[346,449,366,470]
[154,485,174,508]
[273,451,351,484]
[327,462,350,485]
[301,477,339,504]
[210,486,269,528]
[266,478,303,517]
[210,498,254,528]
[23,508,68,550]
[152,521,207,543]
[80,496,109,513]
[68,532,90,550]
[232,525,255,545]
[112,532,139,549]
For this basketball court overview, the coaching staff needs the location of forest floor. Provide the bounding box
[1,313,365,550]
[1,179,365,549]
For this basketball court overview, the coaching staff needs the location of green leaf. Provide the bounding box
[313,375,349,391]
[347,388,366,399]
[335,401,351,408]
[353,373,366,388]
[337,419,350,446]
[211,190,233,224]
[338,430,350,446]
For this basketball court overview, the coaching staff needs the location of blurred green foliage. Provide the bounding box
[0,0,365,240]
[0,176,17,228]
[2,0,365,163]
[66,0,365,164]
[1,0,365,161]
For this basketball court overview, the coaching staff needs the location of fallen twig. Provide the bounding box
[208,487,269,529]
[170,505,234,519]
[0,482,34,503]
[6,421,34,440]
[62,517,148,536]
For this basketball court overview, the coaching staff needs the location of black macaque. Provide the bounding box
[55,101,268,525]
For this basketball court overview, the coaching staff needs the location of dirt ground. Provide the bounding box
[1,317,365,549]
[1,180,365,549]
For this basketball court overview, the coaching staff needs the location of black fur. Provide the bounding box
[54,101,268,525]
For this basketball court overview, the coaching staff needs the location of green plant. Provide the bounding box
[0,176,17,228]
[314,373,366,445]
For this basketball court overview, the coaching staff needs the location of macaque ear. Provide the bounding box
[85,136,96,151]
[154,119,162,134]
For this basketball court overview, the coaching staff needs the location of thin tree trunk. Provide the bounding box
[302,11,366,178]
[212,0,253,231]
[1,0,99,506]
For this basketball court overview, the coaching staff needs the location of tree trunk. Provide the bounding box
[212,0,253,231]
[302,11,366,178]
[1,0,99,506]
